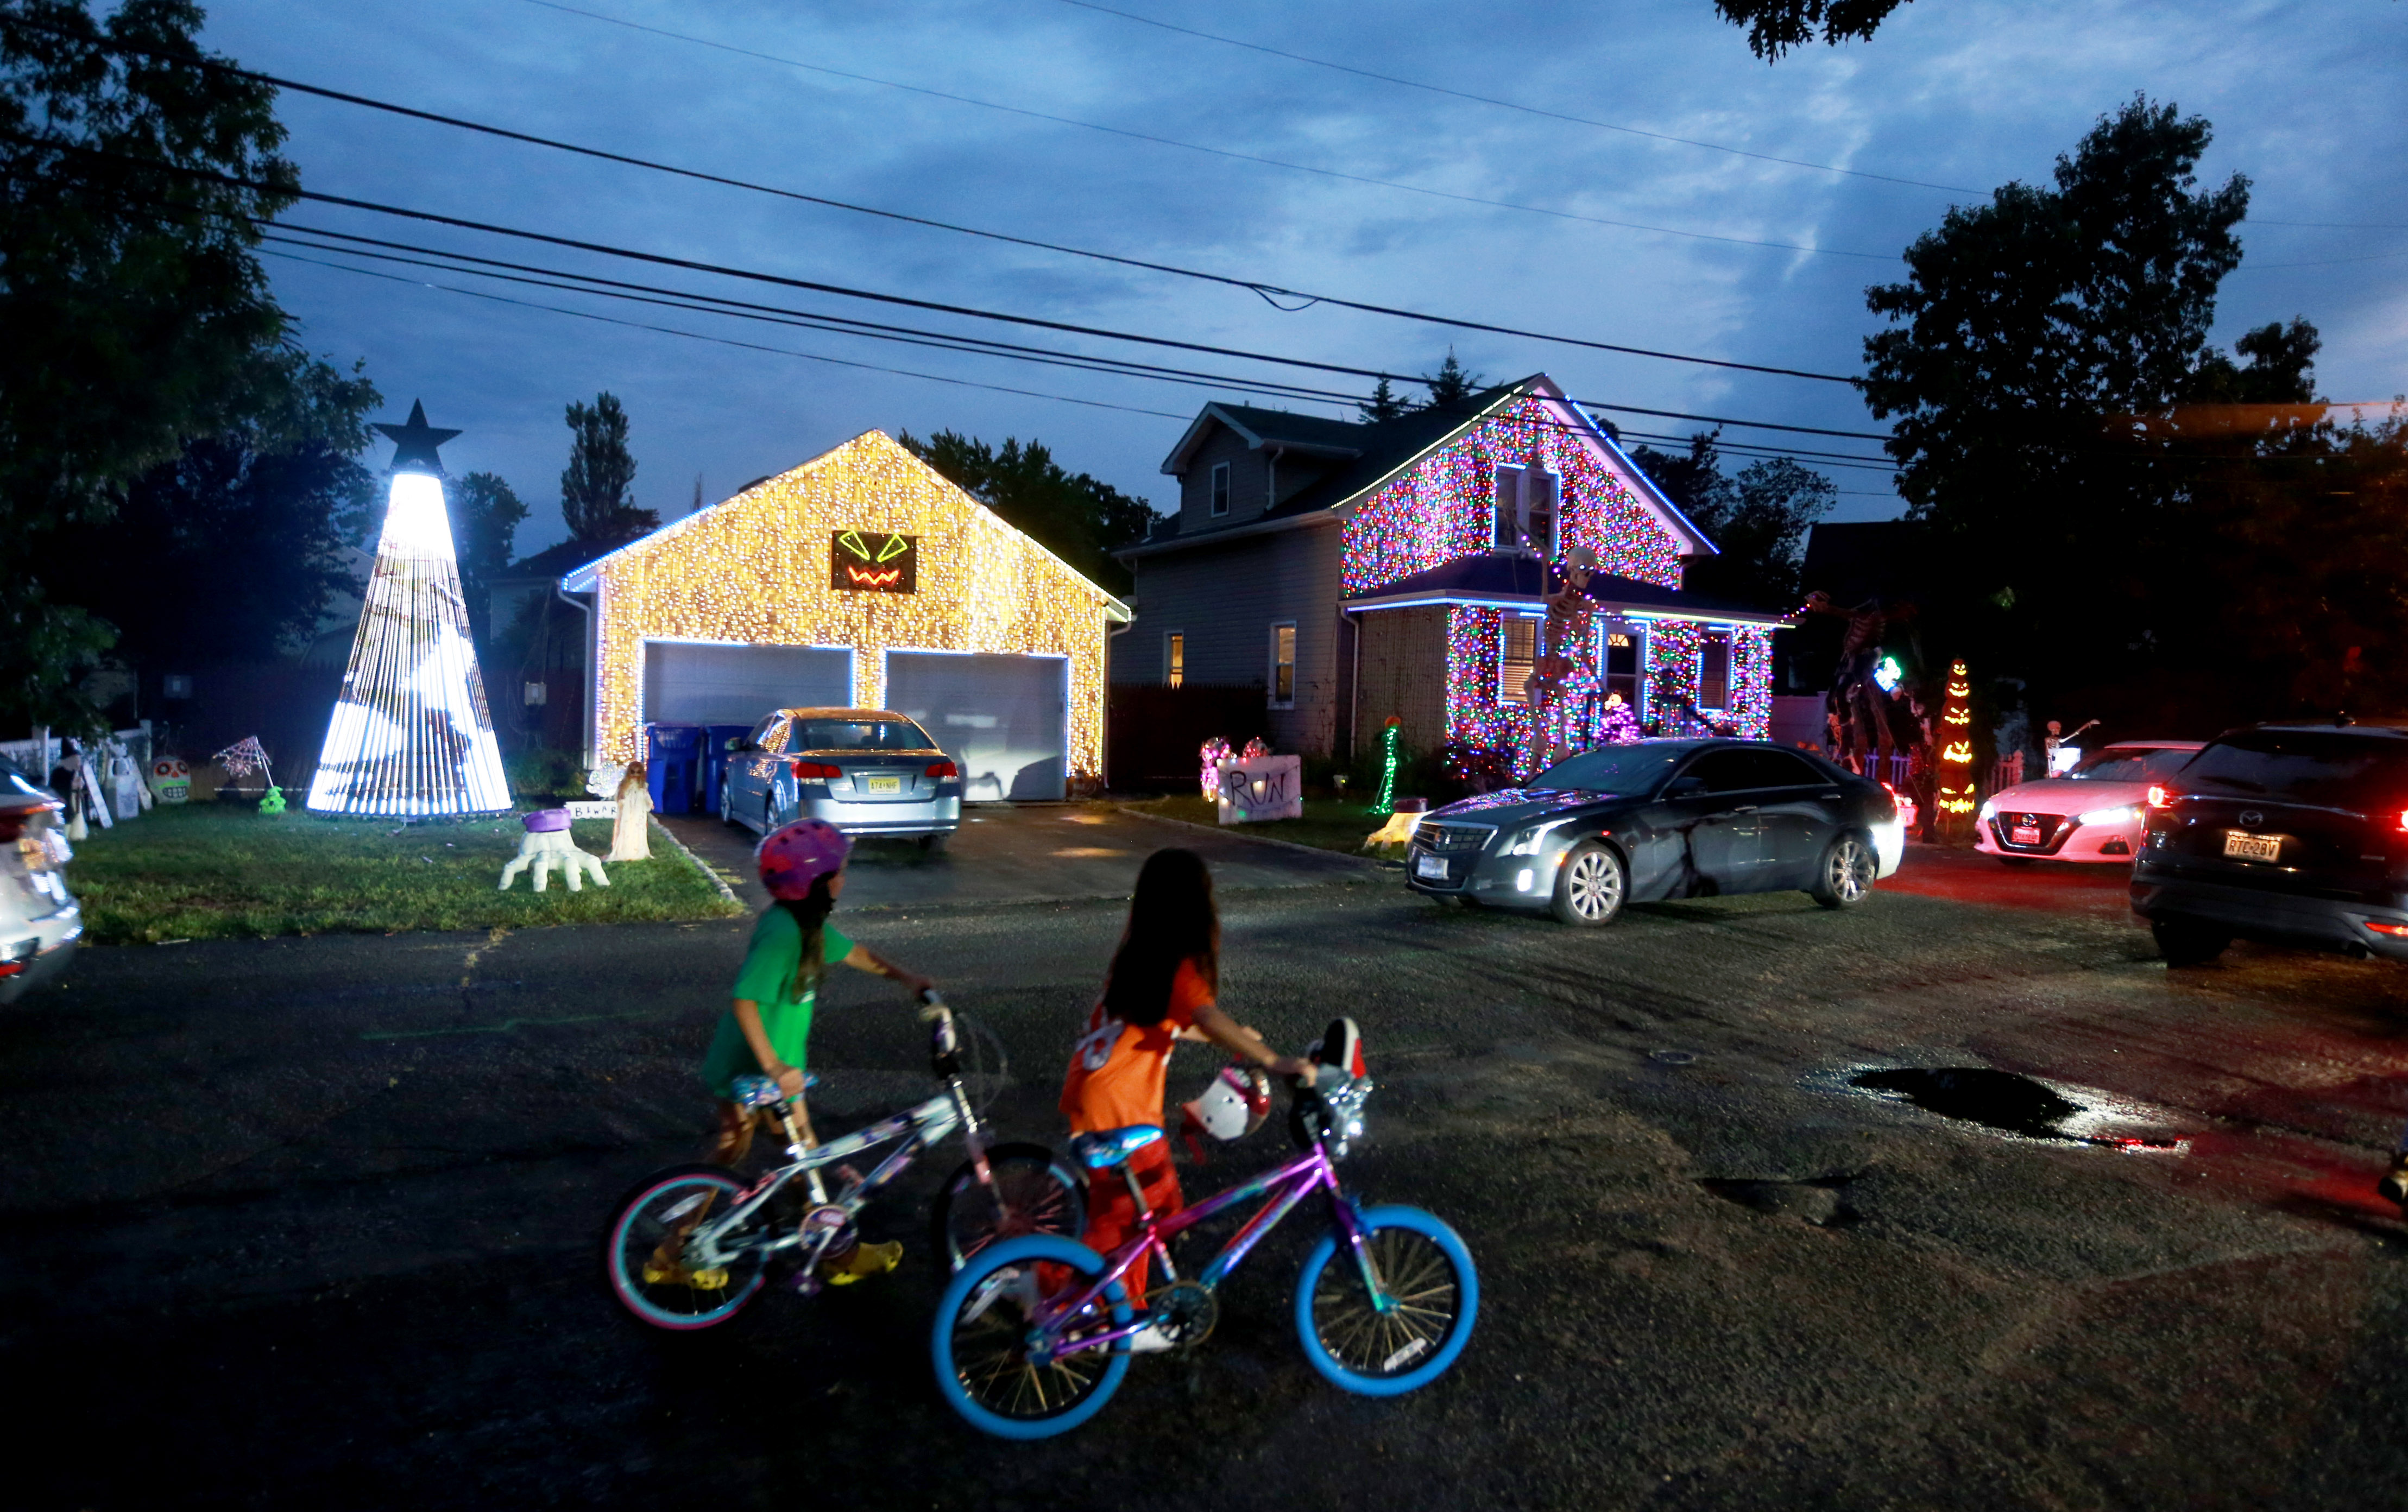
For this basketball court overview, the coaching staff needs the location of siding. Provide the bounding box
[1351,606,1450,758]
[1176,427,1270,527]
[1119,518,1345,756]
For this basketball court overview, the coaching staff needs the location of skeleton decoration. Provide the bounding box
[499,807,610,893]
[148,757,191,805]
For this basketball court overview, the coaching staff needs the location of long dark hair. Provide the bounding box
[777,872,839,999]
[1102,849,1219,1027]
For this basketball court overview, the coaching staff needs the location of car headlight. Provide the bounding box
[2076,806,2139,827]
[1499,819,1574,856]
[1978,799,1996,820]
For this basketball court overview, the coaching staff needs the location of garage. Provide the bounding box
[885,651,1067,801]
[640,642,851,725]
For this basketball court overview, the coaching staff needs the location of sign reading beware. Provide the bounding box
[830,530,918,593]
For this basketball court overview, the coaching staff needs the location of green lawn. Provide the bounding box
[1119,794,1406,859]
[66,802,743,944]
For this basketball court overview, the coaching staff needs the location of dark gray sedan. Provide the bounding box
[1404,739,1903,925]
[720,707,963,850]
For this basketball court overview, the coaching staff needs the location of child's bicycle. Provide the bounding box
[929,1019,1478,1438]
[603,993,1083,1330]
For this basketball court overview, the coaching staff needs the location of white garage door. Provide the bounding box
[885,651,1067,801]
[642,642,852,725]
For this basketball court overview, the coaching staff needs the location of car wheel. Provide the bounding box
[720,777,736,828]
[1811,833,1876,909]
[763,794,778,836]
[920,832,949,855]
[2152,919,2230,967]
[1551,840,1627,927]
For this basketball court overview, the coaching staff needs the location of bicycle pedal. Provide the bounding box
[791,1271,824,1298]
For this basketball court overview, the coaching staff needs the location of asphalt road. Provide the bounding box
[6,821,2406,1510]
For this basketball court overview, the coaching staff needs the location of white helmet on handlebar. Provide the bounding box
[1182,1064,1272,1142]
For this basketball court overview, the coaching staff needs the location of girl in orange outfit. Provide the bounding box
[1060,849,1312,1346]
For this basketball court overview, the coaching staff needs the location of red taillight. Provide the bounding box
[2146,785,2170,809]
[2367,920,2408,937]
[926,760,959,780]
[0,961,22,978]
[789,760,840,781]
[2396,809,2408,833]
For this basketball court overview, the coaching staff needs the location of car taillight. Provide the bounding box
[2396,809,2408,833]
[2367,920,2408,937]
[2146,785,2170,809]
[926,760,959,779]
[789,760,840,781]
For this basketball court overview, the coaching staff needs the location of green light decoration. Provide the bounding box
[1371,718,1401,815]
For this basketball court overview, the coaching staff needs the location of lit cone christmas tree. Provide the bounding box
[1934,658,1976,836]
[306,402,512,817]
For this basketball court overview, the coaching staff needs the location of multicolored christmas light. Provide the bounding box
[307,402,512,817]
[1199,737,1233,799]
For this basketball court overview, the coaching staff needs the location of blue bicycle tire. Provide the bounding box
[603,1165,771,1331]
[931,1233,1132,1439]
[1292,1205,1478,1396]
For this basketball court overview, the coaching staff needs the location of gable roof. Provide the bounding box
[1345,552,1793,626]
[1159,403,1370,474]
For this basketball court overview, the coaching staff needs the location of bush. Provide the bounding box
[505,748,587,799]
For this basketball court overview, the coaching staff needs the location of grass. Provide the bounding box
[1118,793,1406,858]
[66,801,743,944]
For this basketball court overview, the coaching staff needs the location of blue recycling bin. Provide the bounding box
[644,723,702,815]
[698,723,752,814]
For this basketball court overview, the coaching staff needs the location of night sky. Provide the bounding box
[200,0,2406,551]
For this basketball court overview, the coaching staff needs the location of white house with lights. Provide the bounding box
[1117,374,1794,775]
[559,429,1130,801]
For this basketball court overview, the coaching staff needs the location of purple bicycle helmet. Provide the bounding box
[758,819,852,900]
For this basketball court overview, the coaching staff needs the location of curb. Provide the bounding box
[649,814,745,910]
[1112,805,1393,874]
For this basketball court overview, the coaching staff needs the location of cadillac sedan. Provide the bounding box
[720,707,962,850]
[1404,739,1901,926]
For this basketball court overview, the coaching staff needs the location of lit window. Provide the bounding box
[1500,617,1538,704]
[1210,463,1231,517]
[1699,632,1731,708]
[1166,632,1184,689]
[1270,623,1296,705]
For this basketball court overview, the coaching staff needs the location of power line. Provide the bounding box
[1045,0,1989,197]
[507,0,1904,264]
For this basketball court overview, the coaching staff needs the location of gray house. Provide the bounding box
[1115,375,1789,773]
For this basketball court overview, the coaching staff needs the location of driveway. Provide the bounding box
[658,800,1378,912]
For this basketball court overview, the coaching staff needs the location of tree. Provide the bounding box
[559,391,655,547]
[1711,0,1913,59]
[1358,377,1411,423]
[1629,434,1832,607]
[451,471,526,647]
[1,0,301,732]
[1419,350,1483,410]
[898,430,1158,593]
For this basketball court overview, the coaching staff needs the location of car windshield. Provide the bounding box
[2066,746,2195,782]
[2182,731,2408,808]
[1528,745,1688,796]
[793,719,931,752]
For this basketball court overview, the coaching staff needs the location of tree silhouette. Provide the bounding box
[559,392,657,547]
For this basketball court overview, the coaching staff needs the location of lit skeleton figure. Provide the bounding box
[499,808,610,892]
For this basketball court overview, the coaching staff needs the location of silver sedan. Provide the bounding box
[720,707,963,851]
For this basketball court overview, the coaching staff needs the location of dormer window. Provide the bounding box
[1210,462,1231,517]
[1492,464,1558,555]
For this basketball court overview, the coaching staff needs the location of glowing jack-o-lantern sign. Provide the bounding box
[829,530,918,593]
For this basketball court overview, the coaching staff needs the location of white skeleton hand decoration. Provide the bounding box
[498,828,612,892]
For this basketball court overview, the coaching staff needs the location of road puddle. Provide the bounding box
[1844,1066,2186,1151]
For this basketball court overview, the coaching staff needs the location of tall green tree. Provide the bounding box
[1711,0,1913,59]
[898,430,1157,593]
[559,391,655,548]
[1,0,301,733]
[1358,377,1411,423]
[1629,433,1833,607]
[451,470,526,646]
[1419,350,1483,410]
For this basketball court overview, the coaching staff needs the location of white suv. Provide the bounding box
[1,758,81,1003]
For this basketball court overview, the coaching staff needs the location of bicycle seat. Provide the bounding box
[1070,1125,1165,1170]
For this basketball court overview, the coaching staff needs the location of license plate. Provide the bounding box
[1415,855,1448,880]
[865,775,902,795]
[2010,825,2041,846]
[2223,831,2280,862]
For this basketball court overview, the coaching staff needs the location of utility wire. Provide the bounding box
[1045,0,1988,197]
[507,0,1903,263]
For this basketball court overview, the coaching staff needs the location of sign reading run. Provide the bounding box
[829,530,918,593]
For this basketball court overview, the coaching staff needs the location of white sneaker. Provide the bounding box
[961,1266,1039,1325]
[1126,1320,1177,1354]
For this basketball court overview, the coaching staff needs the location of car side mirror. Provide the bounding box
[1663,775,1707,799]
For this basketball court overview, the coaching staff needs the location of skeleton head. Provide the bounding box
[148,757,191,804]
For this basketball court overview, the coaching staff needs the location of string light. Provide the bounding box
[1936,658,1977,819]
[1341,393,1682,595]
[308,458,513,817]
[1371,718,1401,814]
[577,431,1127,774]
[1199,736,1233,799]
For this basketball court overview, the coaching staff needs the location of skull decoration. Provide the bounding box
[148,757,192,805]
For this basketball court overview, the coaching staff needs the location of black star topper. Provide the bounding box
[373,400,462,476]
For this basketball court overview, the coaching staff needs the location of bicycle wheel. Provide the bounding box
[603,1165,773,1331]
[932,1233,1131,1439]
[929,1142,1087,1271]
[1293,1205,1478,1396]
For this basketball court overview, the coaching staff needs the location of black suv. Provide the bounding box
[2130,723,2408,965]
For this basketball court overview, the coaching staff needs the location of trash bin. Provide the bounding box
[698,723,753,816]
[644,723,702,815]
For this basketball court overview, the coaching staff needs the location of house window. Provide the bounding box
[1604,626,1642,710]
[1165,632,1184,689]
[1500,617,1539,705]
[1492,466,1521,549]
[1269,622,1296,706]
[1699,631,1731,708]
[1210,462,1231,517]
